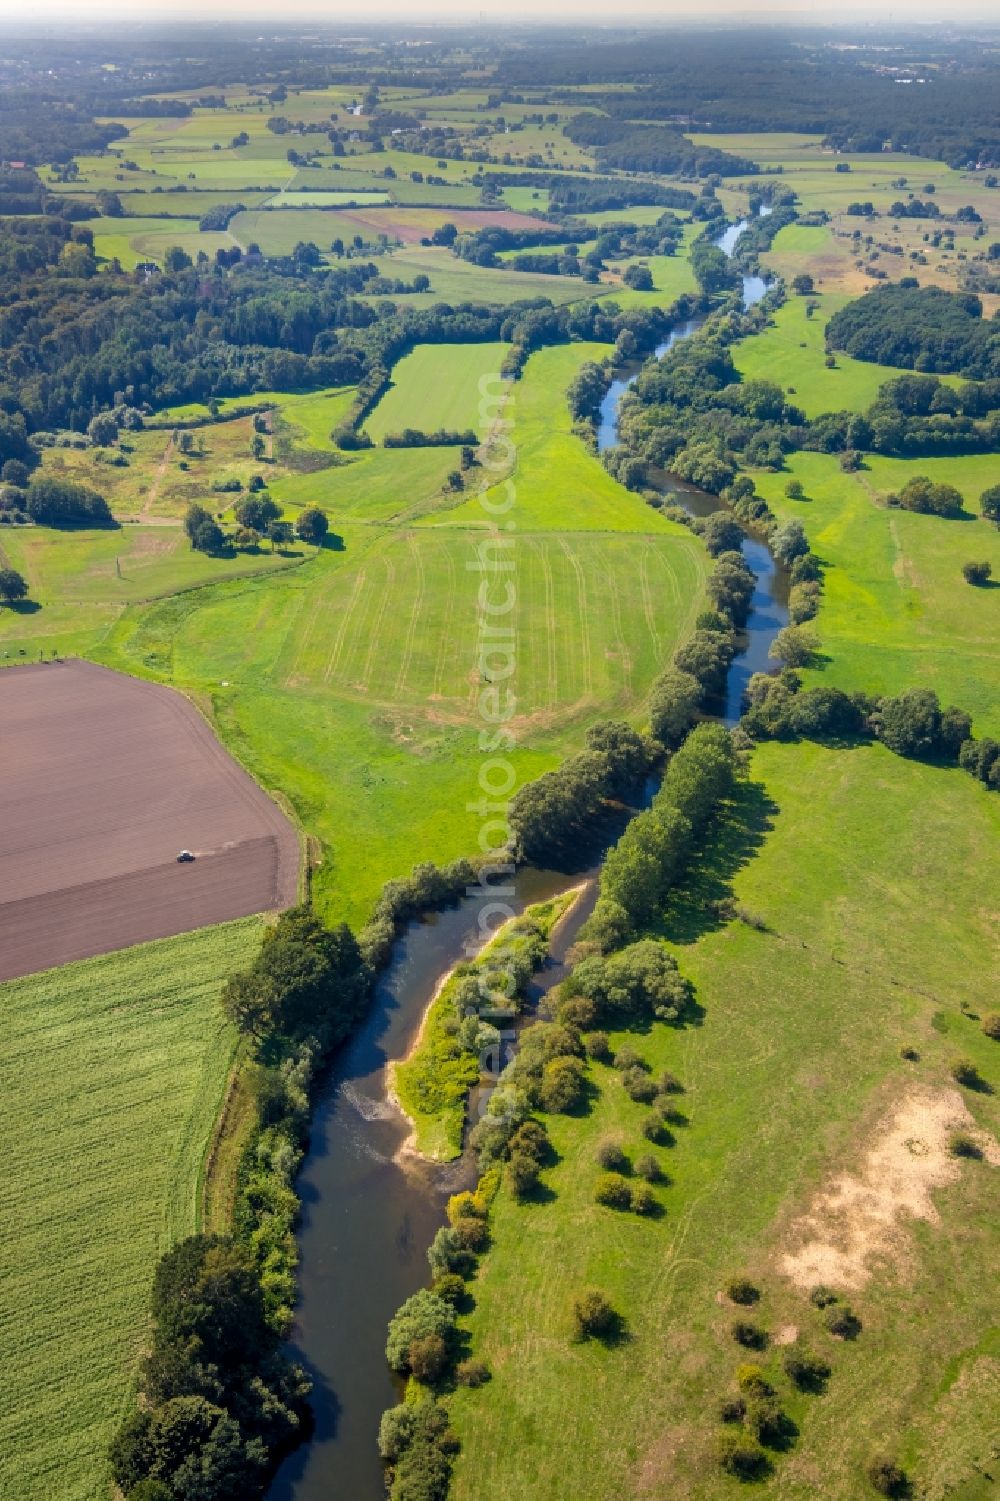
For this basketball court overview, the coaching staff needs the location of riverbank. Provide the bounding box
[388,886,586,1164]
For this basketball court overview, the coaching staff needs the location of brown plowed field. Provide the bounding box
[0,660,300,981]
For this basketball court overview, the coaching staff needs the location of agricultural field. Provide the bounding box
[755,450,1000,736]
[364,342,510,443]
[365,245,596,307]
[449,741,1000,1501]
[0,660,299,978]
[0,918,260,1501]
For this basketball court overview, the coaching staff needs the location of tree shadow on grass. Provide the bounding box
[655,778,779,946]
[3,598,40,614]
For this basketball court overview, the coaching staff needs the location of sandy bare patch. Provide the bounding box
[781,1088,999,1292]
[773,1324,799,1346]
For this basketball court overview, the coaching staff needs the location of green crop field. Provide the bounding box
[754,450,1000,736]
[364,342,511,442]
[449,742,1000,1501]
[1,920,260,1501]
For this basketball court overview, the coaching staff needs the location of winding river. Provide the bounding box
[270,213,790,1501]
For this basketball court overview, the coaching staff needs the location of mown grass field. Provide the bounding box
[0,920,260,1501]
[364,342,510,443]
[755,450,1000,736]
[0,523,293,661]
[449,743,1000,1501]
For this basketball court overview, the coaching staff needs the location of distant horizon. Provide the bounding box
[2,6,999,27]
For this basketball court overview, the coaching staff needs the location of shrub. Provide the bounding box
[621,1066,659,1103]
[732,1320,768,1350]
[572,1288,619,1340]
[951,1057,986,1089]
[507,1150,540,1201]
[783,1347,831,1392]
[658,1070,684,1095]
[629,1181,657,1215]
[900,1045,920,1061]
[744,1393,788,1446]
[719,1394,746,1423]
[736,1363,771,1396]
[613,1045,647,1072]
[408,1333,449,1384]
[717,1428,769,1479]
[784,479,804,499]
[508,1119,549,1163]
[455,1357,491,1388]
[585,1030,612,1061]
[385,1291,456,1374]
[809,1284,839,1308]
[825,1304,861,1339]
[948,1130,982,1159]
[642,1113,673,1145]
[452,1216,489,1253]
[594,1172,632,1210]
[634,1152,664,1183]
[962,560,992,586]
[596,1136,630,1172]
[982,1012,1000,1040]
[539,1054,587,1113]
[866,1455,909,1496]
[726,1277,760,1306]
[430,1273,465,1306]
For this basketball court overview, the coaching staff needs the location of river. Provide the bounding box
[270,212,789,1501]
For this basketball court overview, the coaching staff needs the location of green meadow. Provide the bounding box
[450,742,1000,1501]
[364,342,510,443]
[1,920,259,1501]
[755,450,1000,735]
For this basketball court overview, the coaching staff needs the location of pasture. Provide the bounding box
[449,742,1000,1501]
[755,450,1000,735]
[731,294,924,417]
[364,342,510,443]
[0,661,299,978]
[367,246,595,307]
[0,918,260,1501]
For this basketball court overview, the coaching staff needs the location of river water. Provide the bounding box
[270,213,789,1501]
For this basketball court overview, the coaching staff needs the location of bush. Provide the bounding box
[571,1288,619,1340]
[634,1152,664,1183]
[455,1357,491,1388]
[951,1057,986,1089]
[385,1291,456,1374]
[629,1181,657,1215]
[744,1393,788,1446]
[948,1130,982,1159]
[719,1395,746,1423]
[717,1428,769,1479]
[585,1030,612,1061]
[825,1304,861,1339]
[732,1320,768,1350]
[408,1333,449,1384]
[507,1150,540,1201]
[539,1054,587,1113]
[809,1284,838,1308]
[596,1136,630,1172]
[594,1172,632,1210]
[621,1066,659,1104]
[726,1277,760,1306]
[982,1012,1000,1040]
[736,1363,771,1396]
[642,1113,673,1145]
[962,560,992,586]
[430,1273,466,1306]
[866,1455,909,1497]
[783,1347,831,1392]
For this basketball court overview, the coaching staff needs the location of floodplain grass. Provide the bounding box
[732,294,931,417]
[366,246,596,306]
[449,742,1000,1501]
[363,342,510,442]
[0,919,260,1501]
[428,342,709,536]
[755,450,1000,736]
[391,891,578,1161]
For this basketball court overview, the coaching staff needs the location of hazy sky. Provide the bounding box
[4,0,996,21]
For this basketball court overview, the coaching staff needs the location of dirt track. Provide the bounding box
[0,660,300,981]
